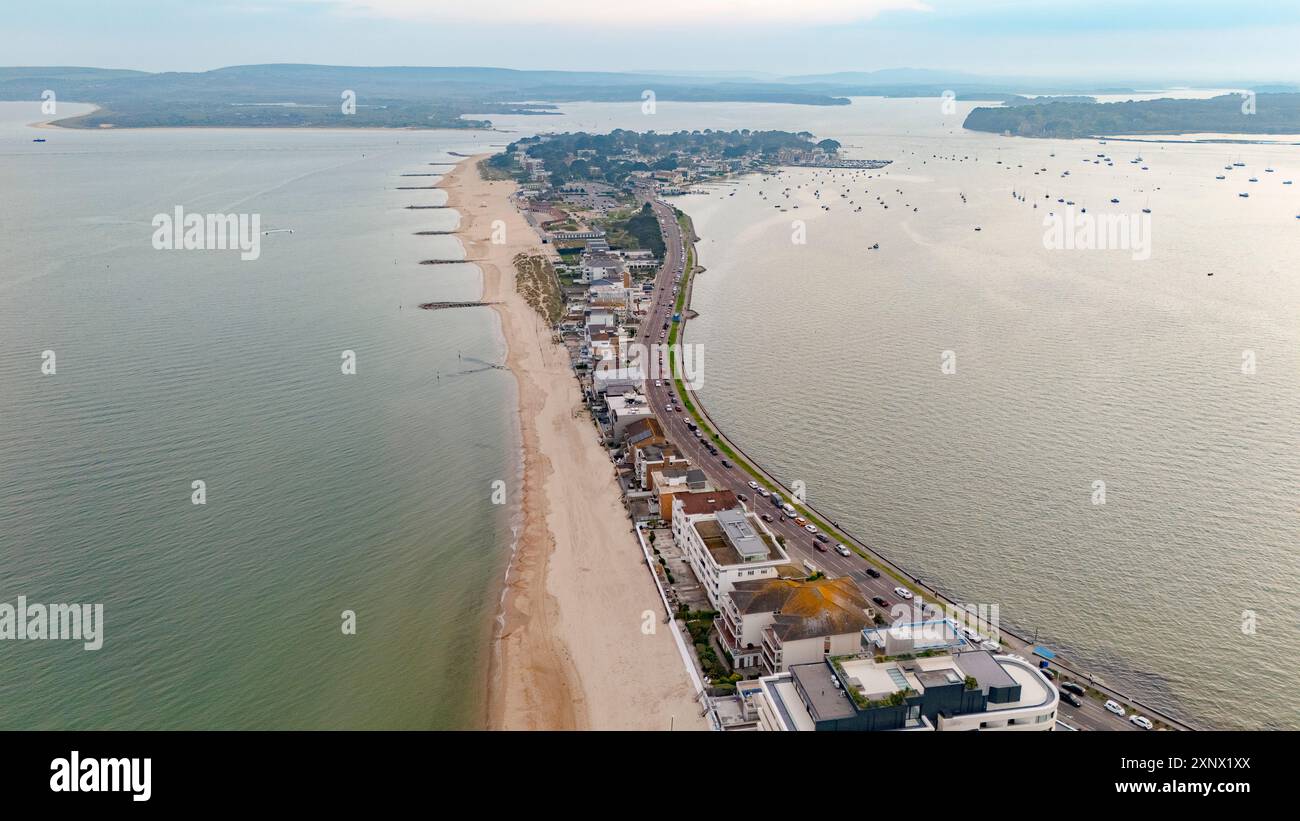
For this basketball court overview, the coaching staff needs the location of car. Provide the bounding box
[720,459,733,469]
[1061,682,1086,697]
[737,493,748,502]
[793,516,807,526]
[864,568,881,579]
[893,587,914,600]
[1130,715,1153,730]
[872,597,890,608]
[654,380,662,387]
[1104,699,1126,717]
[979,640,1001,652]
[814,541,827,552]
[761,514,774,523]
[1041,668,1057,680]
[834,544,851,557]
[815,533,830,544]
[665,405,673,412]
[1061,692,1083,708]
[804,524,817,534]
[747,481,759,490]
[662,322,669,330]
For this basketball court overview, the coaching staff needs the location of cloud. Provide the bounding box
[316,0,932,27]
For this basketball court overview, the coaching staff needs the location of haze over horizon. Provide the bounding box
[7,0,1299,83]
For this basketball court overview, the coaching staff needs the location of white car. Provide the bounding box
[747,481,759,490]
[757,489,770,498]
[893,587,913,600]
[980,640,1001,652]
[1104,699,1126,717]
[834,544,851,557]
[804,524,817,534]
[1129,715,1153,730]
[654,380,662,387]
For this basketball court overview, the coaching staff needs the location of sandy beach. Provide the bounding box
[439,157,706,731]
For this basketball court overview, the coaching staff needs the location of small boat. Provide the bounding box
[1216,175,1226,180]
[1284,180,1294,185]
[1110,198,1120,204]
[1239,192,1250,198]
[32,138,46,143]
[1265,167,1275,173]
[974,226,982,231]
[1249,177,1259,183]
[1142,208,1151,214]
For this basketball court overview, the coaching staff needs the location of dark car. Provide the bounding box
[761,514,774,523]
[872,596,889,608]
[865,568,881,579]
[815,533,830,544]
[814,541,827,552]
[1061,692,1083,708]
[736,493,748,502]
[1061,682,1086,697]
[720,459,732,469]
[1041,668,1057,681]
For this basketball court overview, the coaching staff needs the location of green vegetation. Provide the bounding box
[505,129,838,187]
[0,65,852,130]
[964,93,1300,138]
[600,203,666,257]
[513,254,564,325]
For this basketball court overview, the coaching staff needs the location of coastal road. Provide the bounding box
[637,197,1147,732]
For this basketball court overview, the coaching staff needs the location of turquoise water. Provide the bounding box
[0,104,517,728]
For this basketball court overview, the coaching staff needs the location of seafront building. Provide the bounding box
[718,575,874,673]
[751,651,1059,732]
[672,499,792,609]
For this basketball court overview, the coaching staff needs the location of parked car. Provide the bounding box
[1041,668,1057,680]
[1130,715,1153,730]
[893,587,914,600]
[1061,682,1086,697]
[864,568,881,579]
[1061,692,1083,708]
[654,380,662,387]
[872,597,890,608]
[1104,699,1126,717]
[834,544,851,557]
[761,514,774,523]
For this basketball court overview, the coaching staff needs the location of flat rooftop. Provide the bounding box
[789,663,856,722]
[692,511,781,566]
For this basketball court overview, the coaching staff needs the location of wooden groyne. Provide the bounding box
[418,301,500,310]
[405,205,452,210]
[413,230,457,235]
[419,258,478,265]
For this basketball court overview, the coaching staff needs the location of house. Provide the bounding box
[650,468,712,519]
[752,651,1059,732]
[607,391,655,442]
[672,499,791,609]
[632,442,688,490]
[718,576,873,673]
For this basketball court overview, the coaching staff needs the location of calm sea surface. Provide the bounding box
[0,103,518,728]
[4,95,1297,730]
[490,97,1300,730]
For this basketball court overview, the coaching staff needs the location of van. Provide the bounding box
[782,504,796,516]
[801,560,818,575]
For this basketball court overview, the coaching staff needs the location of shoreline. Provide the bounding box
[438,157,705,731]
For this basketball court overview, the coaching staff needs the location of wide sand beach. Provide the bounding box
[439,156,706,730]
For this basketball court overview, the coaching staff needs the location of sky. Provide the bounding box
[6,0,1300,83]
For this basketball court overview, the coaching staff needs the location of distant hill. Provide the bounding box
[0,64,849,129]
[963,93,1300,138]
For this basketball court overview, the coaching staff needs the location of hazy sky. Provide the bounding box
[7,0,1299,82]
